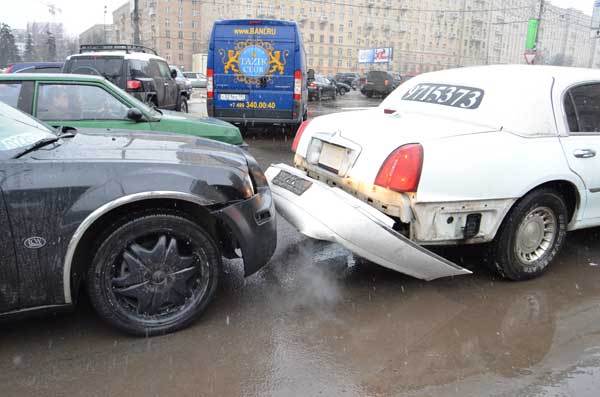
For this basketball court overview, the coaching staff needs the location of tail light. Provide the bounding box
[127,79,142,90]
[384,79,390,86]
[309,82,317,88]
[292,118,312,153]
[4,65,14,73]
[374,144,423,192]
[207,68,214,99]
[293,69,302,101]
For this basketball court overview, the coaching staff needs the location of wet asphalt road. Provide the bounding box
[2,91,600,396]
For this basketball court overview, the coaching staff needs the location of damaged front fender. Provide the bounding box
[265,164,471,281]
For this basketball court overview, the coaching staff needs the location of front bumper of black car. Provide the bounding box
[212,186,277,277]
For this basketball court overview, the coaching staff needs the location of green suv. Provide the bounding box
[0,73,243,145]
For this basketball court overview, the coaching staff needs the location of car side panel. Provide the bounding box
[0,181,20,312]
[1,162,90,307]
[416,131,586,204]
[1,156,252,307]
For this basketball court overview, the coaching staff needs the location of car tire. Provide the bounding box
[87,211,220,336]
[486,188,568,281]
[177,96,188,113]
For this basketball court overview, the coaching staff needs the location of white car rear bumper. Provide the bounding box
[265,163,472,280]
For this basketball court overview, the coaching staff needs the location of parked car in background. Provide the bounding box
[335,80,351,96]
[207,19,308,131]
[183,71,207,88]
[0,73,243,145]
[335,72,360,89]
[269,65,600,282]
[328,76,351,96]
[0,100,276,336]
[361,70,398,98]
[3,62,64,74]
[389,71,403,86]
[170,65,193,101]
[63,44,190,112]
[308,75,337,101]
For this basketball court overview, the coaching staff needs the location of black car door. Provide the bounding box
[148,59,166,106]
[1,161,86,308]
[156,60,178,109]
[0,182,20,312]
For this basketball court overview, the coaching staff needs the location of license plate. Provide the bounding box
[272,171,313,196]
[220,94,247,101]
[318,143,347,173]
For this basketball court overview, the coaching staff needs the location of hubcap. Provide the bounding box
[515,207,557,264]
[110,234,209,318]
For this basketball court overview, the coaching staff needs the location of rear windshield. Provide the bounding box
[64,56,125,87]
[367,71,390,80]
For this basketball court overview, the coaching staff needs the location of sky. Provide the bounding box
[1,0,597,37]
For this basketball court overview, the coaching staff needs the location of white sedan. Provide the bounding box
[266,65,600,281]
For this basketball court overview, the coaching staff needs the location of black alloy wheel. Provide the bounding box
[87,212,220,335]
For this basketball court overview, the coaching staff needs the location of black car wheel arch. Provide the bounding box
[87,210,220,336]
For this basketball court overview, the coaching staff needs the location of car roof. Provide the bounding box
[0,73,109,83]
[66,52,163,61]
[8,62,64,68]
[214,19,298,27]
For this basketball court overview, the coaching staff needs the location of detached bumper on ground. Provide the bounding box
[265,164,471,281]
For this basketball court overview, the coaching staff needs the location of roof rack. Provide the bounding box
[79,44,158,55]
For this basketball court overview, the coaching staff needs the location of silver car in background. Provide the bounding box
[169,65,193,97]
[183,71,207,88]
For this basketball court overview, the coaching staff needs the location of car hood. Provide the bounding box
[29,128,248,169]
[305,108,498,146]
[158,111,244,145]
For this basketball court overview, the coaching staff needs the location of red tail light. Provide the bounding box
[4,65,14,73]
[374,144,423,192]
[309,82,317,88]
[127,79,142,90]
[384,79,390,86]
[293,69,302,101]
[207,68,214,99]
[292,118,312,153]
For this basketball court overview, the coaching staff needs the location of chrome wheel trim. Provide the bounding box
[514,206,557,264]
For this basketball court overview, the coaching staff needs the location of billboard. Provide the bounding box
[525,19,539,50]
[358,48,393,64]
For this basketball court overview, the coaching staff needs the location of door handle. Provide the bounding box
[164,82,169,86]
[573,149,596,158]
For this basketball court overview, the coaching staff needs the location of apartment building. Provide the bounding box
[107,0,594,74]
[113,0,203,70]
[79,24,115,45]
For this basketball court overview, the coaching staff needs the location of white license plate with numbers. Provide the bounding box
[220,94,247,101]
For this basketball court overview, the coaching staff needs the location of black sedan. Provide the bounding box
[0,102,277,336]
[308,76,337,101]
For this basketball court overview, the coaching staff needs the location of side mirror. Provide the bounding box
[127,108,144,122]
[170,69,178,79]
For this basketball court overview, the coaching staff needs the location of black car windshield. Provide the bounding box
[0,101,55,155]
